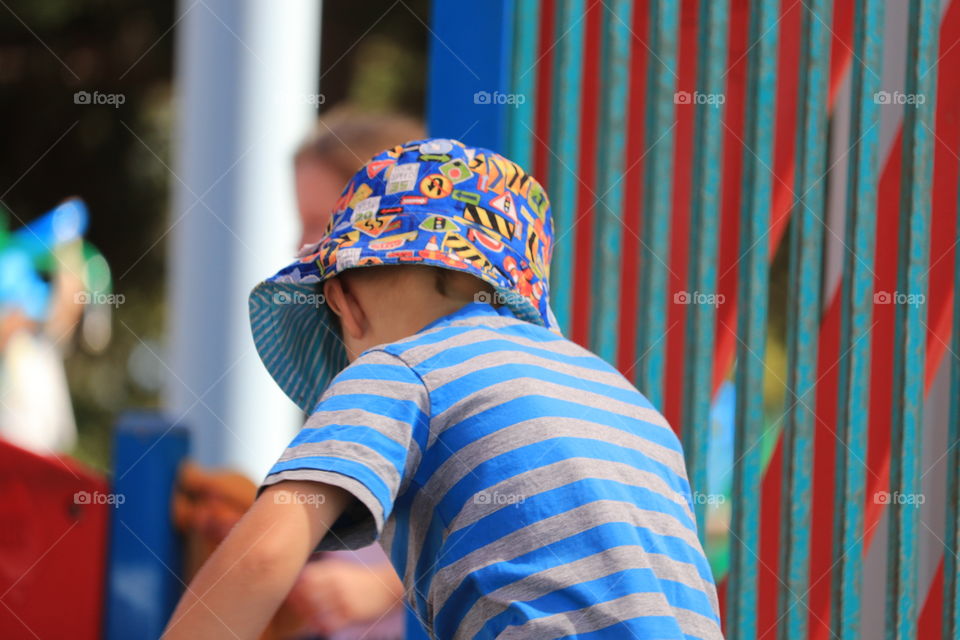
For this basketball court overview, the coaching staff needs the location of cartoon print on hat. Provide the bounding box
[249,138,557,413]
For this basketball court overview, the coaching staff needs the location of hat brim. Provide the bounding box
[250,252,562,414]
[249,281,348,413]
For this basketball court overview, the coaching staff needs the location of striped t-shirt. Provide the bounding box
[262,302,721,639]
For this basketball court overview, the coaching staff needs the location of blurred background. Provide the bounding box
[0,0,429,471]
[1,0,957,639]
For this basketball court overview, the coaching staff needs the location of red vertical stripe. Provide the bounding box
[616,0,651,378]
[570,2,603,347]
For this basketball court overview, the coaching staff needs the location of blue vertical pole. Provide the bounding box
[106,412,189,640]
[547,0,586,333]
[831,0,884,636]
[886,1,939,637]
[426,0,513,150]
[589,0,633,363]
[506,0,539,170]
[727,0,779,636]
[682,0,729,539]
[636,0,679,409]
[778,0,830,636]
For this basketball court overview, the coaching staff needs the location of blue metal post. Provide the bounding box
[506,0,539,170]
[589,0,633,362]
[682,0,729,538]
[105,412,189,640]
[636,0,679,409]
[779,1,831,636]
[727,0,779,636]
[426,0,514,150]
[886,1,939,637]
[831,1,885,636]
[546,0,586,333]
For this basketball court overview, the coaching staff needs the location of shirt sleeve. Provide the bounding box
[260,348,429,551]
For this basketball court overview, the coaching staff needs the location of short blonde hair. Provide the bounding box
[294,105,426,181]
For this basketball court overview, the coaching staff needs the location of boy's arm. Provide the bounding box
[162,480,352,640]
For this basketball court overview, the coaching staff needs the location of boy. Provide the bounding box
[165,139,722,639]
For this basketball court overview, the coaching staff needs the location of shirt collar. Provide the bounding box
[416,301,516,334]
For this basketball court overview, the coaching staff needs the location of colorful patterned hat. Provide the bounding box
[249,138,558,412]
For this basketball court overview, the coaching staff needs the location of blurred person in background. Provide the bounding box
[175,105,425,640]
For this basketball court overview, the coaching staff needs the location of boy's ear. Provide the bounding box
[323,277,366,340]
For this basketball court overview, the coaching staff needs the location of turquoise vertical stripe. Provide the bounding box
[886,1,939,638]
[547,0,586,334]
[636,0,679,409]
[778,0,830,637]
[727,0,779,636]
[682,0,729,540]
[589,0,633,363]
[831,1,884,637]
[506,0,539,170]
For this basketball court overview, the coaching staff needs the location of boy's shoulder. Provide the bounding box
[373,304,601,375]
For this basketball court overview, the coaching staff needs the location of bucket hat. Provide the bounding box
[249,138,558,412]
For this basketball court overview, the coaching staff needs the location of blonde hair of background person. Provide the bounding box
[293,106,425,247]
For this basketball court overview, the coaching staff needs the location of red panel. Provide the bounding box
[616,0,651,378]
[919,558,945,638]
[570,2,603,346]
[0,441,108,639]
[712,0,750,395]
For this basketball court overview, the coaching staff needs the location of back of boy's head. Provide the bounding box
[250,137,558,412]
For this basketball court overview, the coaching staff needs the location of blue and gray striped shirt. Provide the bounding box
[262,302,721,639]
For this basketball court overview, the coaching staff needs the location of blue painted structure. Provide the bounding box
[105,413,188,640]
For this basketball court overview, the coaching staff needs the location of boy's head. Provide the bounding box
[250,137,557,412]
